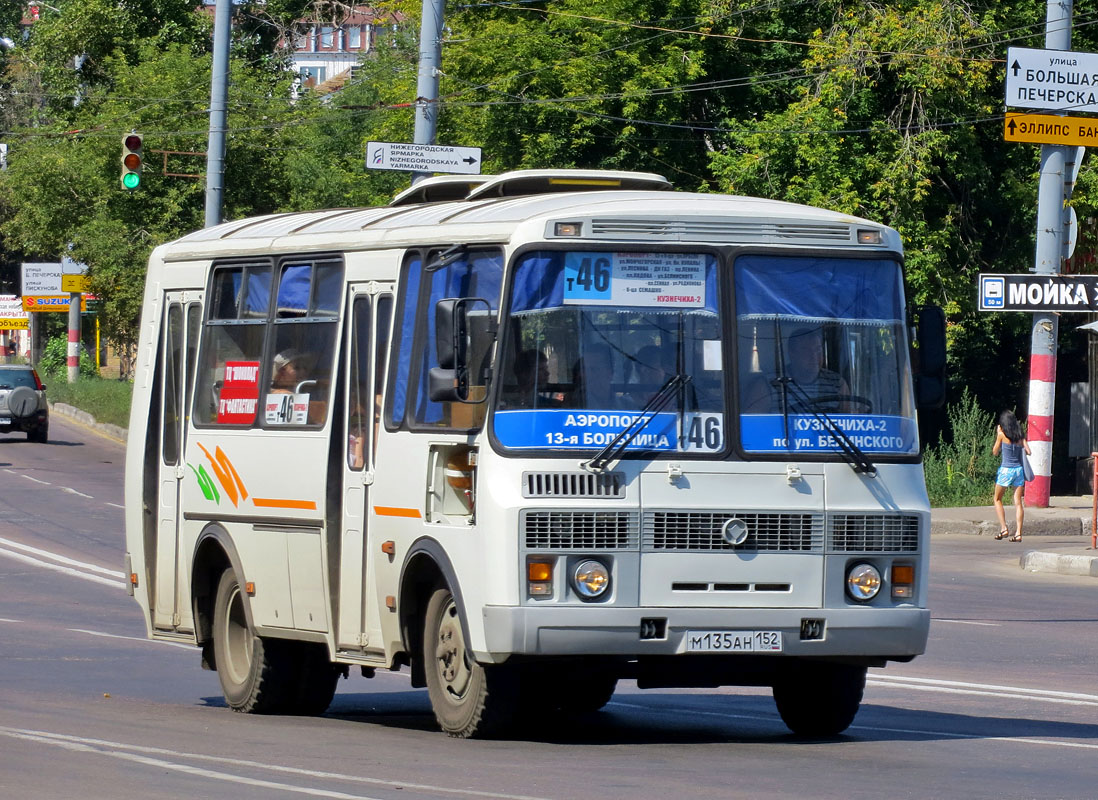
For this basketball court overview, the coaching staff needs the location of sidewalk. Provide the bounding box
[932,495,1098,578]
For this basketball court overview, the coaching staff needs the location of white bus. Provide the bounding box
[124,169,946,738]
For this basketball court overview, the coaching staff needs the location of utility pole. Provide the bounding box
[205,0,231,227]
[1026,0,1074,507]
[411,0,444,185]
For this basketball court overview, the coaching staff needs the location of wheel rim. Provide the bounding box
[433,597,471,702]
[222,583,253,685]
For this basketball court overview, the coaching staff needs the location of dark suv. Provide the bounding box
[0,365,49,442]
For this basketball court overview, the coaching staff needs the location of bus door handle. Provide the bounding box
[362,470,374,486]
[175,464,185,480]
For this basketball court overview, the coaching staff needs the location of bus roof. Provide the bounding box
[159,170,899,261]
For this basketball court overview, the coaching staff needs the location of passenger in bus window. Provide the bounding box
[270,348,312,393]
[628,344,673,406]
[782,327,849,411]
[569,346,618,409]
[508,349,560,409]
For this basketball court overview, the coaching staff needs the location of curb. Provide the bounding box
[1020,550,1098,577]
[49,402,128,444]
[930,518,1092,537]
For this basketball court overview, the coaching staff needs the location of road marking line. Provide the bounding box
[609,701,1098,749]
[0,617,21,623]
[68,628,194,650]
[0,726,555,800]
[870,674,1098,702]
[866,680,1098,707]
[21,475,49,485]
[105,502,124,509]
[0,536,124,578]
[60,486,93,499]
[933,619,1000,626]
[0,547,124,589]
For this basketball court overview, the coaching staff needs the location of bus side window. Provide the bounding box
[194,264,270,426]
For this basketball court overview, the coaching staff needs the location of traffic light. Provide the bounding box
[121,132,142,190]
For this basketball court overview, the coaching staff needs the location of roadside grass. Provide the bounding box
[922,389,998,508]
[44,376,134,429]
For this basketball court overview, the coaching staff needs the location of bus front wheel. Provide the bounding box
[423,585,517,738]
[212,567,293,713]
[772,662,866,737]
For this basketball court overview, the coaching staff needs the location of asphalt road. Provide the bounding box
[1,417,1096,799]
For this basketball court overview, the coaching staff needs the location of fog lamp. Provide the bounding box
[846,562,881,602]
[572,559,610,599]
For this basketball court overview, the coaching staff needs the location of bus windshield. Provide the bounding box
[493,249,917,459]
[735,254,918,457]
[494,250,724,454]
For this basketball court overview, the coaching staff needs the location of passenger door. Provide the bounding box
[336,285,393,652]
[153,294,201,630]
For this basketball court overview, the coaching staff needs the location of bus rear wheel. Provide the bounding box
[772,662,866,737]
[423,585,517,738]
[212,567,294,714]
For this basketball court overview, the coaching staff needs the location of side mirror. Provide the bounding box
[430,298,495,403]
[911,305,946,409]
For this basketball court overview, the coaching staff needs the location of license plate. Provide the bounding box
[0,417,9,425]
[685,630,783,652]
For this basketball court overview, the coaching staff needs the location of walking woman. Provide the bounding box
[993,410,1031,542]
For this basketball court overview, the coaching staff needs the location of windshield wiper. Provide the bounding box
[776,377,876,476]
[582,373,690,472]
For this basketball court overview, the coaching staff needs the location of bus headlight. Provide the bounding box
[572,559,610,599]
[846,562,881,602]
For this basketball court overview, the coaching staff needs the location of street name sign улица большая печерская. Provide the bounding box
[1005,46,1098,113]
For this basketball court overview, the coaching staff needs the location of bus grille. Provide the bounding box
[588,218,852,244]
[522,510,639,549]
[643,512,823,552]
[829,514,920,552]
[522,471,625,498]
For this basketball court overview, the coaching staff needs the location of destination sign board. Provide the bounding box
[366,141,482,175]
[1003,112,1098,146]
[979,273,1098,312]
[1005,47,1098,113]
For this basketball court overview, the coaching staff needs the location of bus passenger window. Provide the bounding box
[194,264,270,426]
[263,259,342,427]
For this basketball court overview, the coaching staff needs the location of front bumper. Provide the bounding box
[480,604,929,660]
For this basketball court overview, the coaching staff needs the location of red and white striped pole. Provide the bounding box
[1025,328,1056,507]
[66,291,80,383]
[1024,0,1073,508]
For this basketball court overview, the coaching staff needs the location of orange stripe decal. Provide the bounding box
[374,506,422,519]
[252,498,318,510]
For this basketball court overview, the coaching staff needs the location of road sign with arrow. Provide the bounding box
[366,141,482,175]
[1004,112,1098,146]
[1005,46,1098,113]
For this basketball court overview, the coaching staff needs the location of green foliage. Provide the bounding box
[44,376,133,429]
[37,335,99,380]
[923,389,999,507]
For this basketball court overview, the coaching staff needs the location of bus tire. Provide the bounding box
[772,662,866,737]
[557,673,617,714]
[212,567,293,714]
[423,585,517,738]
[287,642,341,716]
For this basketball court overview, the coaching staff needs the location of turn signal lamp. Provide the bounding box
[528,560,553,598]
[856,228,882,244]
[891,564,915,599]
[554,221,582,236]
[121,132,143,190]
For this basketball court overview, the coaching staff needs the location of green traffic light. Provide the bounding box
[122,172,140,190]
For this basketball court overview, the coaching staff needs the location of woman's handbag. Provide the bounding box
[1021,451,1035,483]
